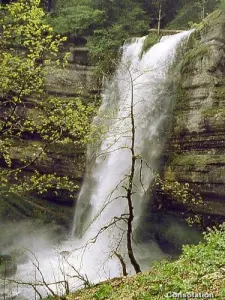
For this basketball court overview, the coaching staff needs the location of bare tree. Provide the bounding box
[113,252,128,276]
[124,66,141,273]
[152,0,164,35]
[73,62,153,275]
[196,0,208,20]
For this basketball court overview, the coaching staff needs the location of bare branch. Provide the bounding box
[113,252,128,276]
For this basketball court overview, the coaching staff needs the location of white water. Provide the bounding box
[71,30,192,270]
[1,31,192,300]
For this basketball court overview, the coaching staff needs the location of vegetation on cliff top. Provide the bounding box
[47,0,220,75]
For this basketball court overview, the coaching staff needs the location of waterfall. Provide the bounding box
[70,30,192,277]
[1,31,193,300]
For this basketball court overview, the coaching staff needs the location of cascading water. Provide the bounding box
[1,31,193,300]
[71,30,193,271]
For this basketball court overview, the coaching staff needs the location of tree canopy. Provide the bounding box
[47,0,219,75]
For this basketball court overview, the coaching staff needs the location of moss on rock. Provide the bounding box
[169,153,225,167]
[181,43,210,73]
[140,33,160,58]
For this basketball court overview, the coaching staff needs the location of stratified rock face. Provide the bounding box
[45,41,99,96]
[164,10,225,217]
[0,39,99,226]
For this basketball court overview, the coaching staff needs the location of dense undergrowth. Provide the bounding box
[44,224,225,299]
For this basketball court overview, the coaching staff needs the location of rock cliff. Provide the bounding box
[163,10,225,223]
[0,39,99,227]
[46,38,99,97]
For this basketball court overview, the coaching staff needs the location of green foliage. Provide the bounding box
[67,224,225,299]
[201,7,225,32]
[87,28,125,76]
[155,175,203,207]
[170,153,215,167]
[24,96,97,143]
[48,0,104,36]
[93,284,113,300]
[42,296,57,300]
[46,0,219,76]
[47,0,219,75]
[0,1,64,98]
[188,20,205,31]
[167,0,218,29]
[0,0,96,201]
[219,0,225,9]
[7,171,79,200]
[167,2,200,29]
[181,43,210,72]
[155,175,204,226]
[48,0,148,75]
[140,33,160,58]
[87,1,148,75]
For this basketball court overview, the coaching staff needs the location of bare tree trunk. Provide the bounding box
[125,69,141,274]
[198,0,206,20]
[114,252,128,276]
[157,1,162,35]
[71,63,142,277]
[202,0,205,20]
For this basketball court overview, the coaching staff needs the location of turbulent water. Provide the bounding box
[1,31,193,300]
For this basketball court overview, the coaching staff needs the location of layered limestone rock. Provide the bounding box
[46,40,100,96]
[0,39,99,226]
[163,10,225,220]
